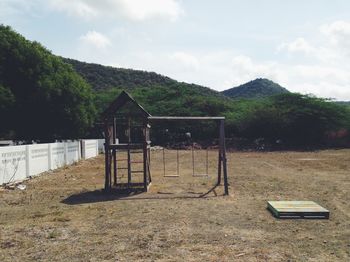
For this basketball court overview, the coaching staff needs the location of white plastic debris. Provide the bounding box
[16,184,26,190]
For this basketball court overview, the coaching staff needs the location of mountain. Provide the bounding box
[2,25,349,148]
[335,101,350,106]
[221,78,290,99]
[63,58,224,98]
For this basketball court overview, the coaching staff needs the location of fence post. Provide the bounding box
[25,145,31,178]
[0,149,3,184]
[96,140,98,156]
[48,143,52,170]
[64,141,68,165]
[81,140,85,160]
[78,141,82,160]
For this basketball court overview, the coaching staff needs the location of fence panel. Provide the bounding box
[82,140,98,159]
[0,145,27,184]
[0,140,100,185]
[28,144,49,177]
[66,141,81,164]
[50,143,66,169]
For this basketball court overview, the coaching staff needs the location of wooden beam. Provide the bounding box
[148,116,225,121]
[143,121,148,191]
[220,119,229,195]
[217,120,222,185]
[108,143,144,150]
[112,117,117,186]
[127,117,131,187]
[104,121,112,190]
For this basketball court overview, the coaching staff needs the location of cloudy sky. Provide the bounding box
[1,0,350,100]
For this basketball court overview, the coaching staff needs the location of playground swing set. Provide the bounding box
[101,91,229,195]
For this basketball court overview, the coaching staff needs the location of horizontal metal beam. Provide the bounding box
[148,116,225,121]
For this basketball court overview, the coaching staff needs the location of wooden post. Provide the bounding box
[127,117,131,187]
[192,143,195,176]
[104,120,111,191]
[143,121,148,191]
[148,146,152,183]
[220,119,229,195]
[177,149,179,177]
[112,117,117,186]
[162,147,165,177]
[217,120,222,185]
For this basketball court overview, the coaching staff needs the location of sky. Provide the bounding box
[1,0,350,100]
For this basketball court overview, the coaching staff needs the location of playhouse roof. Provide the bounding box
[102,91,151,119]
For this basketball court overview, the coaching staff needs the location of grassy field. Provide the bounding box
[0,149,349,261]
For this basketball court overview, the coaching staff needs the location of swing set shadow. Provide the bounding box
[61,183,222,205]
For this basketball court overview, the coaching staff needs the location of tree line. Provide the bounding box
[1,25,349,149]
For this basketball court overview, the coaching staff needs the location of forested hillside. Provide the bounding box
[59,60,350,148]
[63,58,224,98]
[221,78,289,99]
[0,25,349,149]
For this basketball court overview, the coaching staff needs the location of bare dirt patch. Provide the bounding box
[0,149,349,261]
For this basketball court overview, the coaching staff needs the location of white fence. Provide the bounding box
[81,140,98,159]
[0,140,101,185]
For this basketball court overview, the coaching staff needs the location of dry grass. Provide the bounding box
[0,149,349,261]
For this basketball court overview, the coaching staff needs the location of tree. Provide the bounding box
[235,93,350,147]
[0,25,96,140]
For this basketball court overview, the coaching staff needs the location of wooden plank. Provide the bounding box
[108,143,143,150]
[164,175,180,178]
[193,174,209,177]
[148,116,225,120]
[104,122,112,190]
[220,119,229,196]
[217,120,222,185]
[268,201,329,219]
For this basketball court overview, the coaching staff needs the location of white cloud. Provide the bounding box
[280,20,350,62]
[0,0,42,22]
[117,0,183,21]
[320,20,350,57]
[48,0,183,22]
[170,52,199,70]
[320,20,350,43]
[265,20,350,100]
[80,31,111,49]
[278,37,315,54]
[49,0,97,19]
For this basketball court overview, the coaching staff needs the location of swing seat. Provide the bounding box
[193,173,209,177]
[164,174,180,178]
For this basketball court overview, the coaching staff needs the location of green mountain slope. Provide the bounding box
[63,58,224,98]
[335,101,350,108]
[1,25,348,148]
[221,78,290,99]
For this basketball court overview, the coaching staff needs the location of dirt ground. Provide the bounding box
[0,149,349,261]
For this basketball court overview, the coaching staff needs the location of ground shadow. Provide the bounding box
[62,184,221,205]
